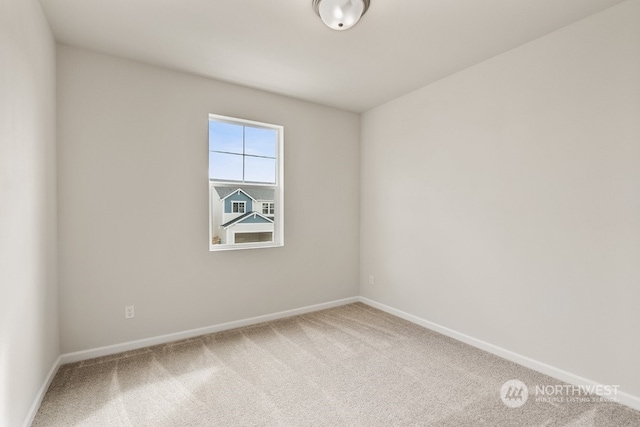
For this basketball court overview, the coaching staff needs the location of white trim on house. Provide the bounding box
[222,211,274,229]
[262,202,275,215]
[221,188,256,202]
[231,200,246,213]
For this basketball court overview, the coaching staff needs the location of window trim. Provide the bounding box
[209,114,284,251]
[262,202,275,215]
[231,201,246,214]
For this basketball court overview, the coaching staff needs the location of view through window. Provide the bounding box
[208,114,283,250]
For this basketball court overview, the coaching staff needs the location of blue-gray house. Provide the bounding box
[211,187,275,244]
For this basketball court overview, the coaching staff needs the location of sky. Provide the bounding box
[209,120,277,184]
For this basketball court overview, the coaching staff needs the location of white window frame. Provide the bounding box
[262,202,275,215]
[209,114,284,251]
[232,201,246,214]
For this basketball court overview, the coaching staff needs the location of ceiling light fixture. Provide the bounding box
[312,0,370,31]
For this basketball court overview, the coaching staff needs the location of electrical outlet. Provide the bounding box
[369,275,374,286]
[125,305,135,319]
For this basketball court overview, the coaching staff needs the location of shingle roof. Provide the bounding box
[214,186,275,201]
[220,211,274,228]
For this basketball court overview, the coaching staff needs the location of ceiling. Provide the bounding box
[39,0,625,113]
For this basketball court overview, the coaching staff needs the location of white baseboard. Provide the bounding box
[60,296,360,365]
[26,295,640,424]
[22,355,62,427]
[26,297,357,425]
[358,296,640,412]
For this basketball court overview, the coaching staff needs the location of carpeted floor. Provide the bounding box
[33,303,640,426]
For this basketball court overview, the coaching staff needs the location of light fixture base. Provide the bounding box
[312,0,371,31]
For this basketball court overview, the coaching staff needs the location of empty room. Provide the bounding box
[2,0,639,425]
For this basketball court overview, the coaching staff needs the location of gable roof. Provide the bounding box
[220,211,274,229]
[214,186,275,202]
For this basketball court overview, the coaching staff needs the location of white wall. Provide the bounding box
[0,0,59,425]
[361,0,640,398]
[57,46,360,353]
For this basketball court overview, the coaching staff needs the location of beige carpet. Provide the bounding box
[33,303,640,426]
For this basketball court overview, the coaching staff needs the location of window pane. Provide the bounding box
[245,127,276,158]
[232,202,245,213]
[245,156,276,183]
[209,152,243,181]
[209,121,243,154]
[262,203,274,215]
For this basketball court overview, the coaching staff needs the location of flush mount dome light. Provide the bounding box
[312,0,370,31]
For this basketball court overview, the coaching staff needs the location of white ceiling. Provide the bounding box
[39,0,625,113]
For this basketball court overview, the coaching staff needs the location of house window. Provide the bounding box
[209,114,283,251]
[262,202,274,215]
[232,201,246,213]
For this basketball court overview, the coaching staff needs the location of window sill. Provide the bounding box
[209,242,284,252]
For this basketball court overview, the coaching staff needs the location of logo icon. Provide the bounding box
[500,379,529,408]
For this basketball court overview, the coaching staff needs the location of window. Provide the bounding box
[232,201,246,213]
[209,114,283,250]
[262,202,275,216]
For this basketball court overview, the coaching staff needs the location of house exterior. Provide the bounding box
[210,186,275,245]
